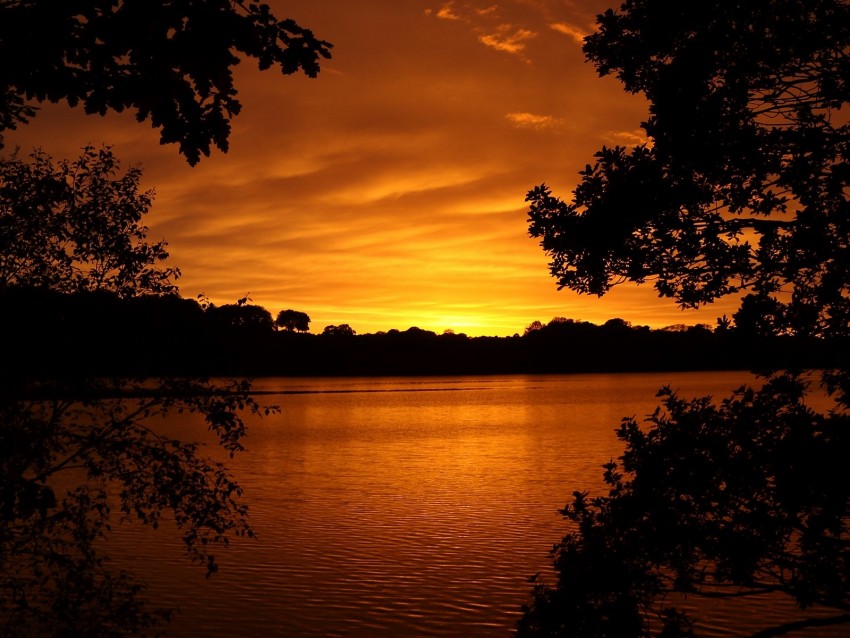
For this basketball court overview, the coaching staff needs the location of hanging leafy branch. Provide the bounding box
[0,147,277,636]
[0,0,332,164]
[528,0,850,340]
[521,2,850,636]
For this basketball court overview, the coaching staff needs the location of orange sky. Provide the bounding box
[6,0,740,336]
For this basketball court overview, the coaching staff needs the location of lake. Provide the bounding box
[106,371,840,637]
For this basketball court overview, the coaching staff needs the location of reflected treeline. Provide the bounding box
[5,287,846,379]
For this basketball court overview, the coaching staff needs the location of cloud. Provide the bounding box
[550,21,587,45]
[425,3,541,60]
[478,25,537,56]
[434,2,460,20]
[603,129,650,146]
[506,111,562,130]
[8,2,687,336]
[426,2,499,22]
[475,5,499,17]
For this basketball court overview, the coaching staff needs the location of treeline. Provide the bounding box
[5,288,846,379]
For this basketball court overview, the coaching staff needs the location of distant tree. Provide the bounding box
[524,320,544,336]
[0,147,178,296]
[208,302,274,332]
[322,323,355,337]
[0,0,332,164]
[521,1,850,636]
[661,324,690,333]
[715,315,732,334]
[687,324,713,335]
[1,149,274,636]
[600,317,632,332]
[274,308,311,332]
[403,326,436,337]
[440,329,469,339]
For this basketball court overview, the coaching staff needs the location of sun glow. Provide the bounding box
[4,0,742,336]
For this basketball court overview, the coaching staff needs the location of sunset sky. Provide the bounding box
[6,0,740,336]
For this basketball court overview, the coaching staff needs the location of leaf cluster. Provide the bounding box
[0,377,276,636]
[0,0,332,164]
[528,0,850,339]
[0,147,281,635]
[523,4,850,635]
[0,147,178,297]
[273,308,311,333]
[518,373,850,638]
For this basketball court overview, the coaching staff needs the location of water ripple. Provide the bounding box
[101,373,843,637]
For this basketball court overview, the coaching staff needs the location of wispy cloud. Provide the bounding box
[478,25,537,56]
[550,21,587,45]
[506,111,562,130]
[426,3,538,59]
[603,129,650,147]
[434,2,461,20]
[475,5,499,17]
[8,2,723,336]
[426,1,498,21]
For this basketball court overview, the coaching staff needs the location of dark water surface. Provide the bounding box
[105,372,839,637]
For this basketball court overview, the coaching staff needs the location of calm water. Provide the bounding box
[105,372,839,637]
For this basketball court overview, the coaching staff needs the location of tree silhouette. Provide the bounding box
[524,320,545,336]
[520,1,850,636]
[1,2,325,630]
[274,308,311,332]
[527,0,850,342]
[0,147,178,296]
[0,150,274,636]
[1,376,269,637]
[208,302,274,333]
[0,0,332,164]
[519,377,850,638]
[322,323,356,337]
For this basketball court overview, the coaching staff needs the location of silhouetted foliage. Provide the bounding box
[0,147,178,296]
[521,1,850,636]
[274,308,311,332]
[322,323,356,337]
[0,0,332,164]
[528,0,850,342]
[524,320,545,336]
[1,377,268,637]
[0,150,274,636]
[208,302,274,333]
[7,293,844,379]
[519,375,850,638]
